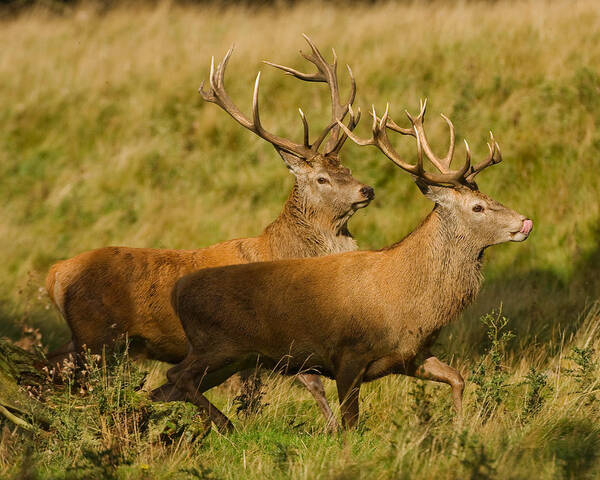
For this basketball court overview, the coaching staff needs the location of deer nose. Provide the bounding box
[360,186,375,200]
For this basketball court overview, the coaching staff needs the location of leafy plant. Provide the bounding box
[233,370,267,419]
[564,346,597,390]
[522,367,551,419]
[409,381,433,425]
[176,466,221,480]
[470,309,515,419]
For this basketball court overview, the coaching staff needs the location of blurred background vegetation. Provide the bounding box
[0,1,599,479]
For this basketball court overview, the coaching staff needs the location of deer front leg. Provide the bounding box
[296,374,339,432]
[335,364,366,430]
[150,357,190,401]
[151,378,233,432]
[157,356,239,433]
[406,355,465,414]
[150,382,186,402]
[178,372,234,433]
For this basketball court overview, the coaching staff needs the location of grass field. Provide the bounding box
[0,0,599,478]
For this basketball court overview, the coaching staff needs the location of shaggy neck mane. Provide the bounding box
[262,183,357,257]
[388,205,485,332]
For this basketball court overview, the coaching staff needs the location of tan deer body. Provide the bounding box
[172,209,483,373]
[153,102,533,432]
[46,188,364,362]
[46,37,373,431]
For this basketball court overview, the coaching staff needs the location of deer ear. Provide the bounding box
[277,150,311,176]
[414,178,452,205]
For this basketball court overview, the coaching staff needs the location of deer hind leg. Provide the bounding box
[407,356,465,415]
[335,363,366,430]
[296,374,339,432]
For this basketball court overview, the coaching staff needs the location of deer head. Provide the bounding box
[199,35,374,224]
[339,100,533,250]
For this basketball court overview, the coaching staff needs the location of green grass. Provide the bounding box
[0,0,599,478]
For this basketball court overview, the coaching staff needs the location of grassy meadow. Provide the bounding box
[0,0,599,478]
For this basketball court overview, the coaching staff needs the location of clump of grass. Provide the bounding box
[543,418,600,480]
[1,344,211,478]
[457,431,496,480]
[64,445,134,480]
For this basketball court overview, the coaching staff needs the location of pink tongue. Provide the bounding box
[520,219,533,235]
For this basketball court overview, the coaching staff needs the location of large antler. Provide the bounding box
[199,47,313,158]
[264,34,359,156]
[338,99,502,188]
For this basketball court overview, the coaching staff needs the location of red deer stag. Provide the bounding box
[45,36,373,432]
[153,100,533,432]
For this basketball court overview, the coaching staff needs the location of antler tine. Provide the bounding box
[379,102,390,131]
[198,57,215,102]
[311,121,338,153]
[264,35,356,155]
[329,105,362,155]
[369,106,414,136]
[335,106,374,147]
[348,105,361,129]
[464,132,503,183]
[252,72,263,132]
[404,99,451,173]
[338,104,423,176]
[262,60,324,82]
[414,123,424,175]
[299,108,310,149]
[440,113,456,165]
[345,64,357,110]
[302,33,329,68]
[494,140,503,162]
[463,140,473,177]
[386,117,415,136]
[199,48,310,158]
[209,55,217,91]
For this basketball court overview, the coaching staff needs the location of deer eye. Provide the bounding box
[317,177,329,185]
[472,205,484,213]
